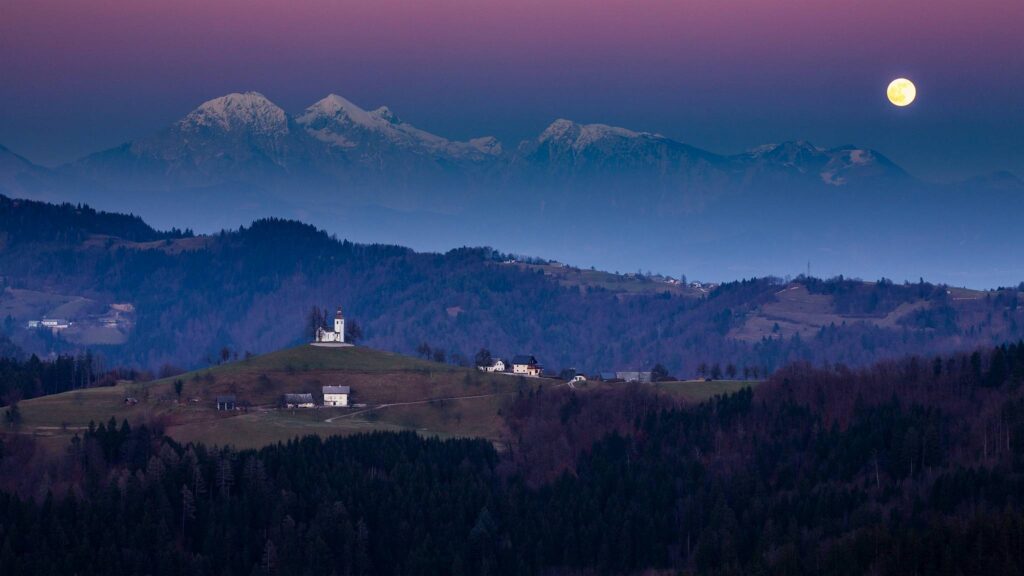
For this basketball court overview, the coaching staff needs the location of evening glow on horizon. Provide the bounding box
[1,0,1023,179]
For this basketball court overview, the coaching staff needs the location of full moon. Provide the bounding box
[887,78,916,107]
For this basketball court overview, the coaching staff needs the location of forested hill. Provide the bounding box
[3,342,1024,575]
[0,195,179,246]
[1,194,1023,373]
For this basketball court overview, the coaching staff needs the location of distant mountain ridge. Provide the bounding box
[1,91,908,192]
[0,91,1003,198]
[2,91,1022,288]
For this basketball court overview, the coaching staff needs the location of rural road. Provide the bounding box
[324,392,514,422]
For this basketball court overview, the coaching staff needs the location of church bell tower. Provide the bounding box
[334,307,345,343]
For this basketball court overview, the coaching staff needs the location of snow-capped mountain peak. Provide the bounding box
[748,140,822,159]
[538,119,652,150]
[738,141,902,185]
[179,92,288,134]
[371,106,400,124]
[301,94,371,124]
[298,95,401,129]
[297,94,501,159]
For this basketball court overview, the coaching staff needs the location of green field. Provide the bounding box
[13,345,759,450]
[200,344,449,375]
[15,345,529,449]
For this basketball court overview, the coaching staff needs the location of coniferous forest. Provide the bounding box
[3,195,1024,375]
[3,342,1024,575]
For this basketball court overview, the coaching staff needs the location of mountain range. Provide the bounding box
[1,91,1022,286]
[63,91,910,190]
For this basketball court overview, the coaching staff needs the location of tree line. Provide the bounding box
[3,196,1024,378]
[3,342,1024,574]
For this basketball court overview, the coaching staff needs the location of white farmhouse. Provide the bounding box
[511,355,542,377]
[478,359,506,373]
[322,385,350,407]
[315,307,346,343]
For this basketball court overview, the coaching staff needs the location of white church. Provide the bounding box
[313,306,352,347]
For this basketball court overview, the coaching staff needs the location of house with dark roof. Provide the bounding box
[216,395,236,411]
[478,359,507,373]
[284,393,316,408]
[322,385,350,407]
[511,355,542,377]
[616,371,653,384]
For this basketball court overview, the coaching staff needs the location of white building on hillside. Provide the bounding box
[478,359,506,373]
[322,386,350,407]
[316,307,346,343]
[511,355,542,377]
[616,371,653,383]
[27,318,71,332]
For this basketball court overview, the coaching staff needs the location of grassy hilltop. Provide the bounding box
[15,344,757,450]
[17,345,522,448]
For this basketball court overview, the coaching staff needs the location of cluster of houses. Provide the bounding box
[479,355,545,377]
[26,317,71,331]
[479,354,652,384]
[25,303,135,334]
[215,385,352,411]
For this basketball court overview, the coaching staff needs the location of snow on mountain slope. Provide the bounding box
[537,118,652,151]
[55,91,914,204]
[179,92,290,135]
[740,141,906,186]
[68,92,323,185]
[746,141,825,172]
[518,118,725,179]
[296,94,501,161]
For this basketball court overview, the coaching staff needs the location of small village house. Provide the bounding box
[284,393,316,408]
[216,395,236,411]
[41,318,70,329]
[27,318,71,331]
[511,355,542,377]
[322,385,350,407]
[616,371,653,384]
[478,359,506,373]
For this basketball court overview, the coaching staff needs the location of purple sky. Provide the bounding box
[2,0,1022,180]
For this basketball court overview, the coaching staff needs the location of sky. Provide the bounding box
[1,0,1023,181]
